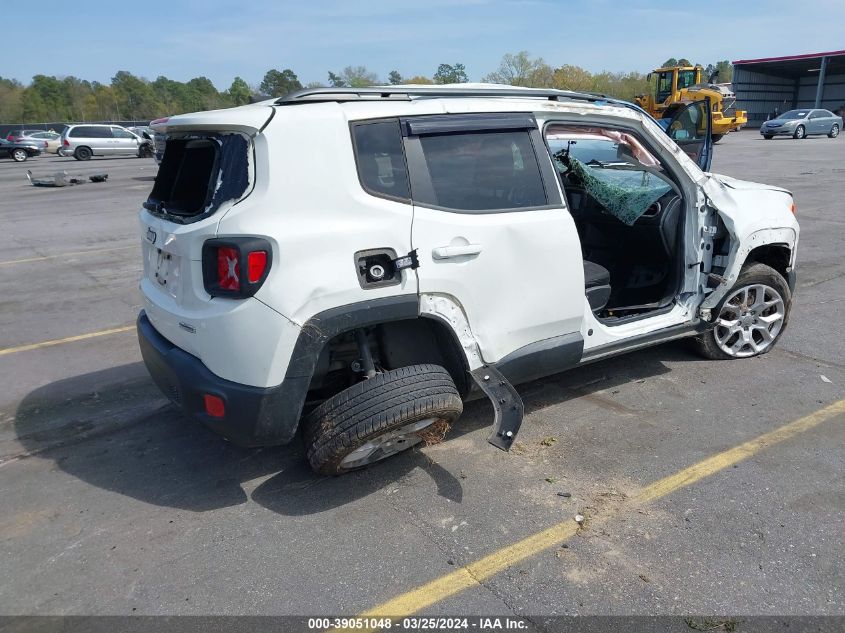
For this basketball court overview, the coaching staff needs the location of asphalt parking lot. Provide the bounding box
[1,137,843,623]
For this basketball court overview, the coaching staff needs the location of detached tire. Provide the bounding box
[692,262,791,360]
[304,364,463,475]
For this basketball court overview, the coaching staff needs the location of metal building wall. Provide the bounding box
[733,67,795,125]
[735,64,845,125]
[796,73,845,111]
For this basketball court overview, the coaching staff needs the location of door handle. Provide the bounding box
[432,244,483,259]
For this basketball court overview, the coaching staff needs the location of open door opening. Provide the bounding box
[546,125,686,323]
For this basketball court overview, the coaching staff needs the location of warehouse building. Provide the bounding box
[732,50,845,125]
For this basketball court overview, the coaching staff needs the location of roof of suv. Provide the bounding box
[275,83,654,119]
[151,84,658,135]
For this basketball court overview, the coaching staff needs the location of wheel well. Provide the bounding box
[306,318,470,406]
[745,244,791,280]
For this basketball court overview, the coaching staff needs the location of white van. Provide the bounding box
[59,124,154,160]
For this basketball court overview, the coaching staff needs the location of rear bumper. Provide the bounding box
[137,311,307,447]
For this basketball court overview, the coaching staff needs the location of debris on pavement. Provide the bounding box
[557,491,572,498]
[684,617,740,632]
[540,436,558,446]
[820,375,832,383]
[26,170,108,187]
[574,514,585,525]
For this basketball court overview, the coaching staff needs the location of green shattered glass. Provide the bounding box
[562,157,672,225]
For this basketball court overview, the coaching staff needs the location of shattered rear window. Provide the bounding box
[144,133,251,224]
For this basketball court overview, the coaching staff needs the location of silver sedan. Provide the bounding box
[760,108,842,139]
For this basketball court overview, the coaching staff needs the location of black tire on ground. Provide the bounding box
[793,125,806,139]
[829,124,839,139]
[692,262,791,361]
[712,134,724,143]
[303,364,463,475]
[763,135,774,140]
[74,146,92,161]
[11,149,28,162]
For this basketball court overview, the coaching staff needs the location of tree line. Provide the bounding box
[0,52,734,124]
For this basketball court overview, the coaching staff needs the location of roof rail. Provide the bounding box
[275,85,616,106]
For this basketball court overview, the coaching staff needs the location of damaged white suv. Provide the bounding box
[139,85,798,474]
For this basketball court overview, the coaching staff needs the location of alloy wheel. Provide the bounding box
[714,284,785,358]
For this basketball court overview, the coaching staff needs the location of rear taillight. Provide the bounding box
[247,251,268,283]
[216,246,241,291]
[63,139,70,146]
[202,238,272,298]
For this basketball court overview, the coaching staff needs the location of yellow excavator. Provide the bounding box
[635,65,747,142]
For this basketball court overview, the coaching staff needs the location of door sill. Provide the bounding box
[594,302,675,326]
[580,321,707,364]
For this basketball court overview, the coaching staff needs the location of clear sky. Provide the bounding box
[3,0,842,89]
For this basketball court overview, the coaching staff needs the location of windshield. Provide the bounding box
[780,110,808,120]
[548,138,622,165]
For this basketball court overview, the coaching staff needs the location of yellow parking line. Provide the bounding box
[0,245,137,266]
[0,325,135,357]
[356,399,845,621]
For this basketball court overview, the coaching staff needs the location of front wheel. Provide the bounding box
[712,134,724,143]
[693,263,791,360]
[793,125,806,139]
[303,364,463,475]
[829,124,839,138]
[11,149,28,162]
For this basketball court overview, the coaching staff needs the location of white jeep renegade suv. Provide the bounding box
[139,85,798,475]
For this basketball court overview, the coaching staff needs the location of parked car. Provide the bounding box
[24,130,62,154]
[760,109,842,139]
[0,138,41,162]
[5,129,50,153]
[139,85,798,475]
[59,124,154,160]
[128,126,160,162]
